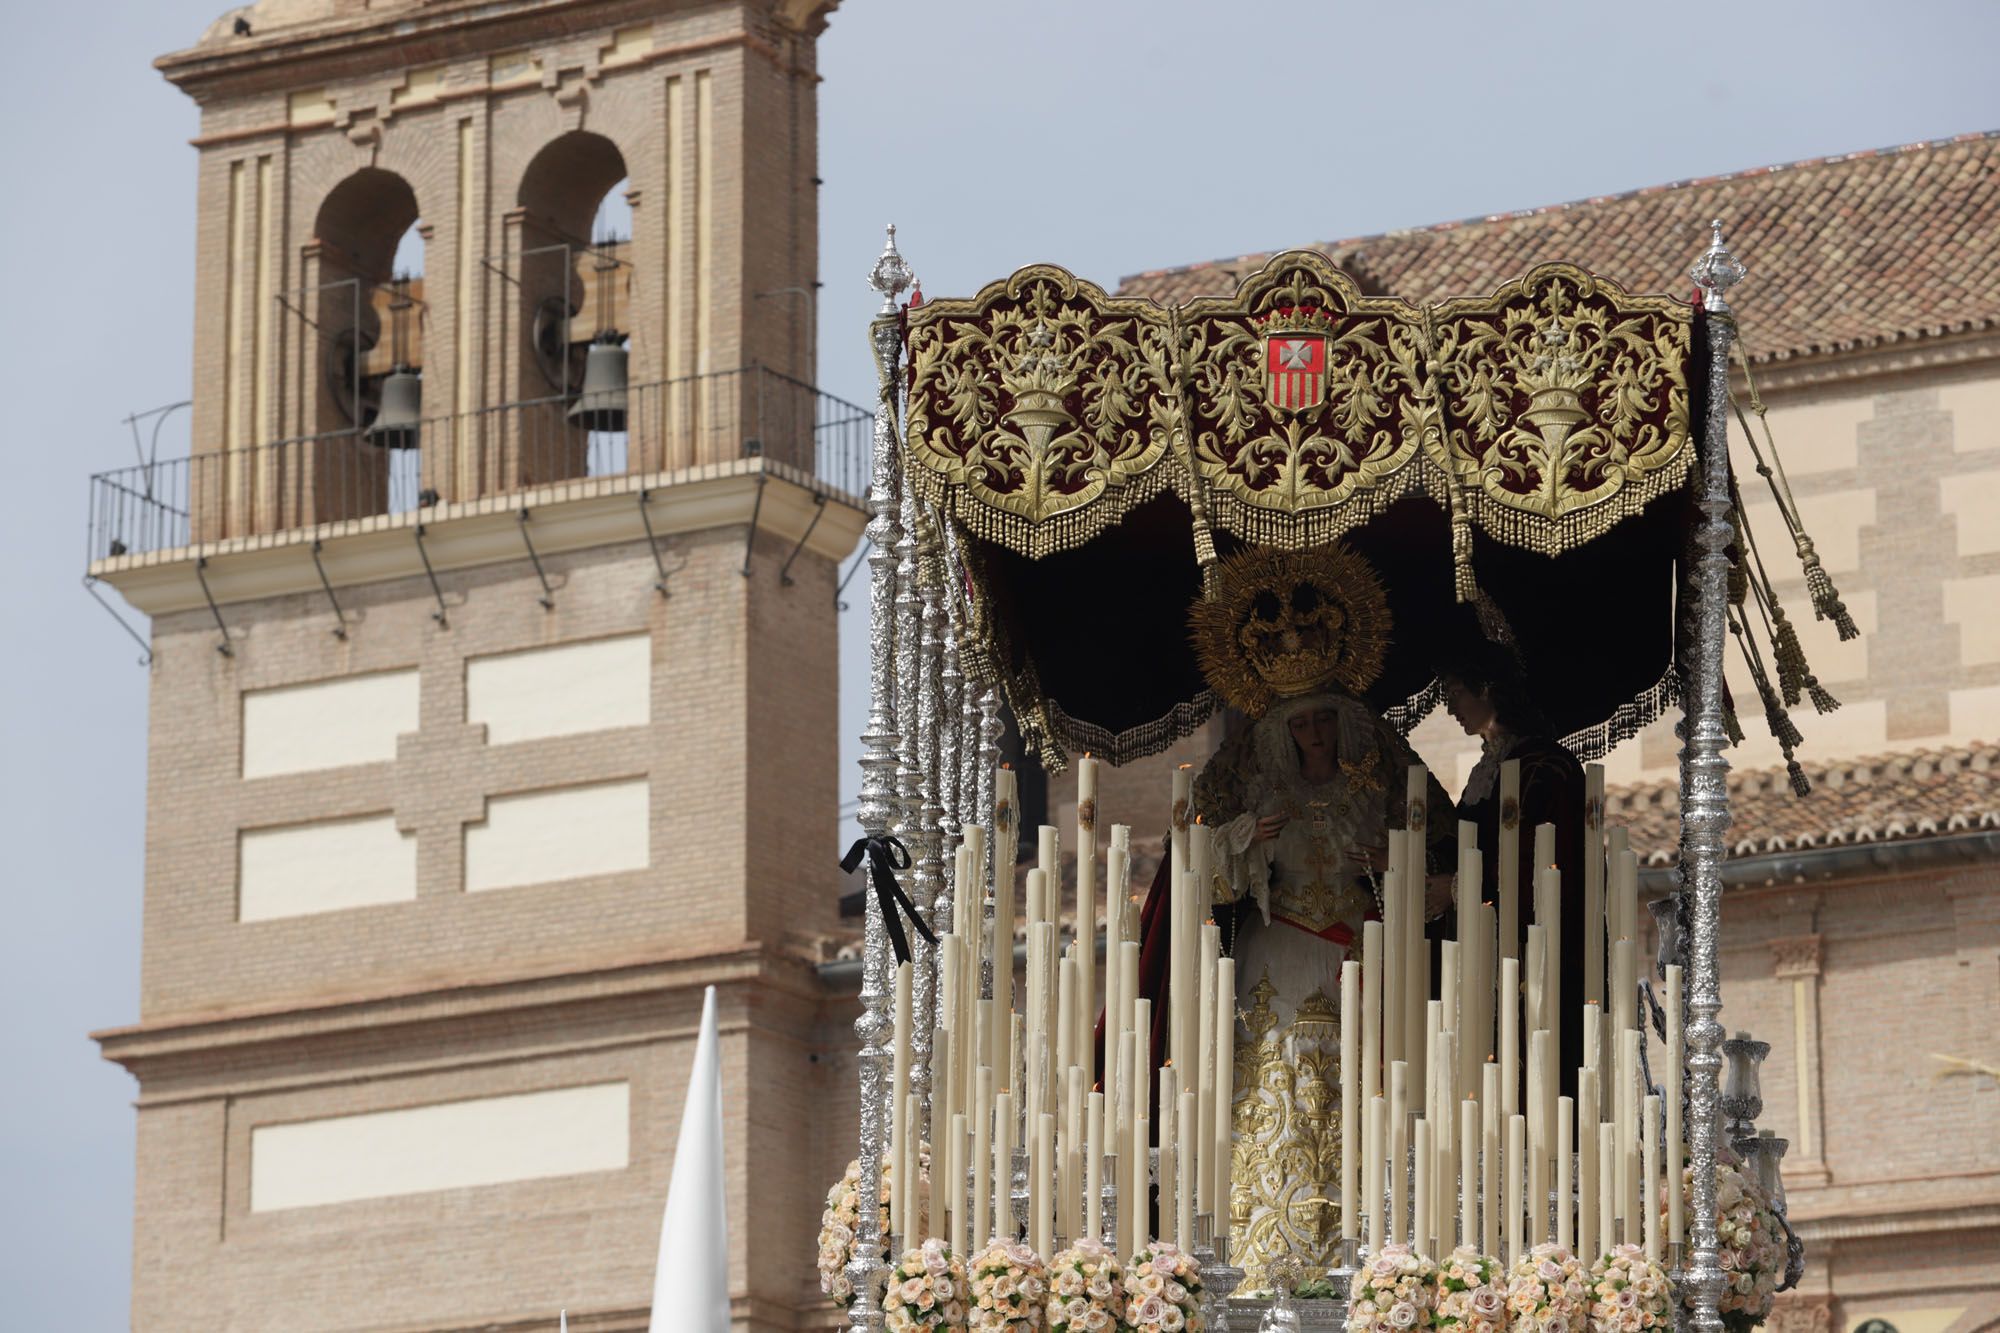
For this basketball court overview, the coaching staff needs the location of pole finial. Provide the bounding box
[1690,218,1746,313]
[869,223,915,316]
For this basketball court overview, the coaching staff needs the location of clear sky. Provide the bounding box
[1,1,1994,1325]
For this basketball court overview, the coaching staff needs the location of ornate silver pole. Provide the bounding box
[846,224,913,1333]
[893,415,931,1132]
[912,516,948,1126]
[977,689,1004,1000]
[1681,218,1745,1333]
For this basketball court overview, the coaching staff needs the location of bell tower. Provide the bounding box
[87,2,860,1329]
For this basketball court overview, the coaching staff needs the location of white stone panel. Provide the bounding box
[241,670,419,778]
[1739,489,1874,575]
[1940,375,2000,455]
[1944,576,2000,667]
[463,779,650,892]
[239,814,417,922]
[1941,470,2000,558]
[1949,683,2000,741]
[465,634,651,745]
[1737,394,1864,476]
[249,1082,629,1211]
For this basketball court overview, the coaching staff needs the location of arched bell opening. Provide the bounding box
[507,132,633,489]
[281,167,427,528]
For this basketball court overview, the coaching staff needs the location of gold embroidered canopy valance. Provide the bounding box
[904,252,1693,579]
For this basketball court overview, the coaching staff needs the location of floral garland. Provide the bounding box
[1045,1237,1126,1332]
[1504,1243,1590,1333]
[1674,1157,1782,1333]
[1352,1242,1440,1333]
[817,1148,932,1307]
[883,1238,972,1332]
[967,1238,1048,1330]
[1125,1241,1205,1333]
[1587,1245,1675,1333]
[1435,1246,1507,1333]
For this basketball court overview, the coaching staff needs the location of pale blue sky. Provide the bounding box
[3,1,1995,1325]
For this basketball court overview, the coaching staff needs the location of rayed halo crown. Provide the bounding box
[1189,544,1391,718]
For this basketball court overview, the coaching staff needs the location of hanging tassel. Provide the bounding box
[1787,758,1812,798]
[1798,539,1860,640]
[1769,606,1807,707]
[1764,695,1804,752]
[1805,671,1840,714]
[1452,501,1477,603]
[1723,696,1745,747]
[1727,551,1749,609]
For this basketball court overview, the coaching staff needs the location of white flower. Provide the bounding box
[1388,1300,1421,1329]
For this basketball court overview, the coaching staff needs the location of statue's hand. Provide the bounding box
[1253,813,1289,844]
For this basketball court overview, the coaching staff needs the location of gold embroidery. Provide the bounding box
[1230,979,1345,1290]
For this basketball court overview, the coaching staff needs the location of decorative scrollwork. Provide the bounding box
[904,266,1179,556]
[1429,263,1693,551]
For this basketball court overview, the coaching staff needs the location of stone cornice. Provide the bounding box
[1742,327,2000,399]
[89,459,865,616]
[93,941,833,1099]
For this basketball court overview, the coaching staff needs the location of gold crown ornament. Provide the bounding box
[1188,544,1391,718]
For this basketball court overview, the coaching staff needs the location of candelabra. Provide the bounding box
[1719,1032,1768,1151]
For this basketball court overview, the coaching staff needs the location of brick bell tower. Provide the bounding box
[87,2,860,1329]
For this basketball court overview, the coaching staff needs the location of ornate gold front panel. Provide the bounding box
[1230,978,1345,1291]
[903,252,1692,560]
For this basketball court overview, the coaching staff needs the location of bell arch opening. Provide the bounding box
[306,168,427,446]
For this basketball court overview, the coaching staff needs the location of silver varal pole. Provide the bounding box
[976,689,1003,1000]
[1682,218,1745,1333]
[847,224,913,1333]
[913,512,948,1127]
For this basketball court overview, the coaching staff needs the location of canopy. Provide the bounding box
[904,251,1701,766]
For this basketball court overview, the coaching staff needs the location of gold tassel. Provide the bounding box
[1805,672,1840,714]
[1770,606,1807,707]
[1798,537,1860,640]
[1787,759,1812,798]
[1765,695,1804,752]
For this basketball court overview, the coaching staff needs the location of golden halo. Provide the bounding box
[1188,545,1392,718]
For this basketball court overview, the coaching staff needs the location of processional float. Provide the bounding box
[828,221,1832,1333]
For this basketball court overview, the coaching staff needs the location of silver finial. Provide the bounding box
[868,223,915,316]
[1689,218,1746,313]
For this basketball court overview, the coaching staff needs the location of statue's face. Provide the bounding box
[1287,707,1339,760]
[1444,677,1496,737]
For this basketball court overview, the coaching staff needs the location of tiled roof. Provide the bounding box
[1117,132,2000,365]
[1608,742,2000,866]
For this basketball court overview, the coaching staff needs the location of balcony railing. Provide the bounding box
[87,366,872,562]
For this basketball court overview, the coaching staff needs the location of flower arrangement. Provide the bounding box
[1434,1246,1507,1333]
[1504,1243,1590,1333]
[1674,1157,1783,1333]
[817,1149,932,1307]
[1044,1237,1126,1332]
[883,1238,972,1331]
[1125,1241,1205,1333]
[967,1238,1048,1330]
[1351,1242,1439,1333]
[1586,1245,1674,1333]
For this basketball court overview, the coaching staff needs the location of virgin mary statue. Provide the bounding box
[1183,545,1454,1286]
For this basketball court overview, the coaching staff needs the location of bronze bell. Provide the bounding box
[567,339,628,432]
[368,368,422,449]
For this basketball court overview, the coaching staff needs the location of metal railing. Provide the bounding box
[87,366,872,562]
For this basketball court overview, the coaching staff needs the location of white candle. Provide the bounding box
[1606,826,1629,939]
[1025,909,1047,1125]
[1578,1066,1598,1265]
[1665,963,1686,1248]
[1177,1089,1197,1248]
[907,1092,925,1241]
[1158,1064,1178,1246]
[1460,1097,1479,1251]
[1383,850,1405,1071]
[1215,955,1236,1241]
[1366,1095,1386,1253]
[1597,1121,1617,1259]
[1362,920,1384,1106]
[1528,1028,1548,1245]
[1619,1028,1640,1242]
[1197,921,1219,1217]
[1611,938,1636,1042]
[1066,1065,1085,1242]
[1525,925,1546,1036]
[1506,1113,1525,1267]
[1132,1115,1150,1255]
[949,1111,969,1255]
[1035,1111,1056,1258]
[1414,1118,1432,1258]
[1499,759,1522,961]
[1557,1096,1575,1252]
[1499,957,1520,1120]
[1537,865,1562,1072]
[1056,956,1076,1123]
[1340,960,1361,1239]
[1616,846,1639,952]
[1643,1093,1662,1262]
[992,783,1017,1077]
[1037,825,1059,928]
[1481,1065,1500,1259]
[973,1066,994,1245]
[1086,1090,1104,1240]
[1389,1060,1409,1244]
[1402,833,1429,1111]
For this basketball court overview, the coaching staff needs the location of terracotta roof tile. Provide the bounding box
[1116,132,2000,364]
[1606,742,2000,866]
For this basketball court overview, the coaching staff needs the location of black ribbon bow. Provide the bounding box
[839,834,937,965]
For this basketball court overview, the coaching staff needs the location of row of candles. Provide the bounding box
[1340,765,1686,1265]
[882,757,1240,1261]
[880,755,1689,1270]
